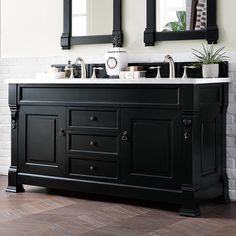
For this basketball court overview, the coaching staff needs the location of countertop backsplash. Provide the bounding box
[52,62,228,79]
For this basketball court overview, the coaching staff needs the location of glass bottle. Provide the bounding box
[64,60,73,78]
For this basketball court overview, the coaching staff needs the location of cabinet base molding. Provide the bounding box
[16,173,228,213]
[17,173,183,204]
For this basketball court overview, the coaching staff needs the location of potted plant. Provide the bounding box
[192,44,229,78]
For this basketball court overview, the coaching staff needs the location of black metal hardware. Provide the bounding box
[183,119,192,140]
[90,116,97,121]
[89,165,96,171]
[90,141,97,147]
[121,131,128,141]
[11,119,16,129]
[59,129,66,137]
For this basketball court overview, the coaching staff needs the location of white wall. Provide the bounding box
[1,0,236,59]
[1,0,63,58]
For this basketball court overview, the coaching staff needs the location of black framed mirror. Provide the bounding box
[144,0,218,46]
[61,0,123,49]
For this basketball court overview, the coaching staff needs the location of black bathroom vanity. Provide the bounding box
[6,78,231,216]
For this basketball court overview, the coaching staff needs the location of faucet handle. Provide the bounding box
[149,66,161,79]
[69,67,75,79]
[182,66,196,78]
[91,67,104,79]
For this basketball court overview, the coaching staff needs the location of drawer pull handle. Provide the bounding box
[121,131,128,141]
[90,141,97,146]
[90,116,97,121]
[89,165,96,171]
[59,129,66,136]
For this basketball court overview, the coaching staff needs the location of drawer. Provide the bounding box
[19,85,180,106]
[68,134,118,154]
[69,110,118,129]
[68,158,117,178]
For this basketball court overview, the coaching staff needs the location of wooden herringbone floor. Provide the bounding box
[0,176,236,236]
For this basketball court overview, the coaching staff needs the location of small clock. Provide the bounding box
[107,57,117,69]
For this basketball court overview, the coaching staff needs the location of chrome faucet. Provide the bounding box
[164,55,175,78]
[75,57,87,79]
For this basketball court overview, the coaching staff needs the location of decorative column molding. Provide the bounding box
[6,84,24,193]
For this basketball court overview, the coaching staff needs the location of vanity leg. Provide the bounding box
[179,203,201,217]
[6,167,25,193]
[217,174,230,204]
[6,184,25,193]
[179,185,201,217]
[222,178,231,204]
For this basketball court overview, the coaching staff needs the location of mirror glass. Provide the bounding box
[72,0,113,36]
[156,0,207,32]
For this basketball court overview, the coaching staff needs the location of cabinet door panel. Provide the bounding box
[200,107,222,179]
[27,116,57,163]
[121,109,181,190]
[19,106,66,176]
[132,120,172,177]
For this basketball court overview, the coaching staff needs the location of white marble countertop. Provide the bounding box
[4,78,232,85]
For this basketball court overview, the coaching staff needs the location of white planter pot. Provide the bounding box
[105,47,128,78]
[202,64,219,78]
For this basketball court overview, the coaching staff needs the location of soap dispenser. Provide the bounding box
[64,60,73,78]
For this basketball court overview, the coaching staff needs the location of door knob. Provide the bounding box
[59,129,66,136]
[90,141,97,146]
[90,116,97,121]
[89,165,96,171]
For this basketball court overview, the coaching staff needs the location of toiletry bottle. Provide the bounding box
[64,61,73,78]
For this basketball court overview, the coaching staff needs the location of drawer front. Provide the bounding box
[19,85,180,106]
[69,134,118,154]
[68,158,117,178]
[69,110,118,129]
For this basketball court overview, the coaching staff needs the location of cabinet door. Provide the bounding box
[120,109,182,190]
[18,106,66,176]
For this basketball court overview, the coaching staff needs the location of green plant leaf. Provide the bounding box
[192,44,229,64]
[163,10,186,32]
[192,49,207,59]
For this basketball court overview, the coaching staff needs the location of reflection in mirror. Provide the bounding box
[72,0,113,37]
[144,0,217,46]
[156,0,206,32]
